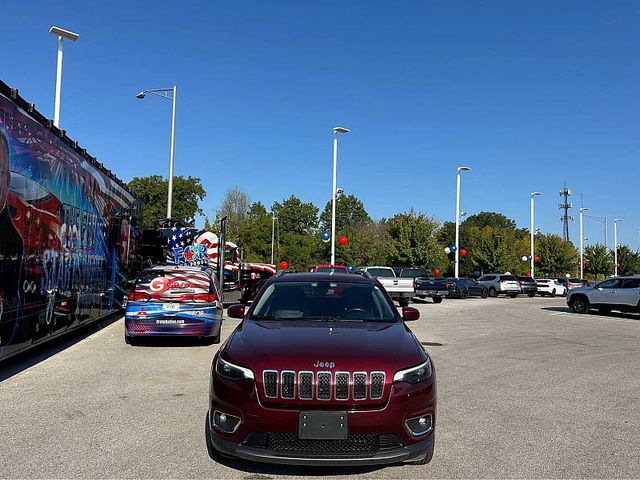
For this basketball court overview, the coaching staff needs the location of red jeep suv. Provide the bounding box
[206,272,436,466]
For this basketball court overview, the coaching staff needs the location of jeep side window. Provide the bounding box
[621,279,640,289]
[596,279,621,289]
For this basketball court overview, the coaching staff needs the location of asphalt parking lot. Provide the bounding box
[1,296,639,479]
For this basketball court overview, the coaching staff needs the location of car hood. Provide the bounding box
[224,319,425,374]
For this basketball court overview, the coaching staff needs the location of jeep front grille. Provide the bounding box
[261,370,386,401]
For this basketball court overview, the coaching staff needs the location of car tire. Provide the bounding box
[408,442,435,465]
[460,288,468,299]
[488,287,497,298]
[550,289,556,298]
[399,299,410,307]
[562,289,567,297]
[481,289,488,299]
[508,293,518,298]
[572,296,590,314]
[527,293,535,298]
[433,296,443,304]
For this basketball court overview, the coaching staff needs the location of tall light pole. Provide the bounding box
[331,126,350,265]
[271,215,277,264]
[613,218,622,276]
[136,87,177,220]
[530,192,542,278]
[49,26,79,128]
[579,208,589,279]
[455,166,471,278]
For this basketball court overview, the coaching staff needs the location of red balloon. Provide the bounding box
[433,268,441,276]
[526,271,531,277]
[338,235,349,246]
[582,259,587,265]
[460,248,468,257]
[279,260,289,270]
[534,255,540,263]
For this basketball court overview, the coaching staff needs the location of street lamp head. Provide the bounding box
[614,218,623,223]
[333,126,350,134]
[457,166,471,173]
[49,26,79,41]
[580,207,589,213]
[530,191,542,197]
[135,91,146,99]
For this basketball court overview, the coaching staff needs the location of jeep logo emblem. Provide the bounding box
[313,361,335,368]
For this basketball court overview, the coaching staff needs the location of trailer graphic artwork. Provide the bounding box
[0,84,139,360]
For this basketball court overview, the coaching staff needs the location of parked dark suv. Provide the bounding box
[206,272,436,466]
[516,276,537,297]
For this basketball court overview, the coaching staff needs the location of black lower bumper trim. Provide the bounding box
[208,428,434,466]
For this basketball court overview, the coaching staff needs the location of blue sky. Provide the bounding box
[3,0,639,249]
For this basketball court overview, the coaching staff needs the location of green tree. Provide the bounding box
[463,226,515,275]
[272,196,319,235]
[214,186,250,241]
[534,234,578,277]
[236,202,274,263]
[128,175,206,229]
[319,194,371,232]
[463,212,517,230]
[614,245,640,276]
[584,244,613,279]
[384,210,448,272]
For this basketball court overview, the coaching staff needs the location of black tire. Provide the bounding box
[488,287,497,298]
[432,296,443,304]
[571,296,590,314]
[408,442,435,465]
[460,288,468,299]
[527,293,535,298]
[561,289,567,297]
[508,293,518,298]
[399,299,410,307]
[481,289,488,299]
[550,289,556,298]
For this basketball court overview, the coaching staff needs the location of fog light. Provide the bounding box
[405,414,433,436]
[213,410,241,433]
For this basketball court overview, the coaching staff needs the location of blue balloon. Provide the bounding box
[473,270,480,277]
[321,231,330,242]
[450,245,457,252]
[347,265,354,272]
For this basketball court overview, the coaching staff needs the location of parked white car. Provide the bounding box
[535,279,567,297]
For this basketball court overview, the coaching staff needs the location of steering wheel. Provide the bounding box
[341,308,372,320]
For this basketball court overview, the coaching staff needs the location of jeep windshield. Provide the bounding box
[250,281,397,322]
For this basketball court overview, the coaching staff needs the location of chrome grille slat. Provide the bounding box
[263,370,278,398]
[281,370,296,400]
[370,371,385,400]
[335,372,350,400]
[263,369,384,401]
[317,371,332,400]
[353,372,367,400]
[298,371,313,400]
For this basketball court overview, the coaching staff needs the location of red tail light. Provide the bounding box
[444,281,448,289]
[500,280,506,283]
[130,291,150,301]
[193,293,217,303]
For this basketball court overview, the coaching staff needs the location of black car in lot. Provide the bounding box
[445,277,488,299]
[517,276,537,297]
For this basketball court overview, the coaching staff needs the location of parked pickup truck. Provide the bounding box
[413,277,448,303]
[357,266,414,306]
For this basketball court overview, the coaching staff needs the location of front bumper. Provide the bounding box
[207,420,433,466]
[208,373,436,465]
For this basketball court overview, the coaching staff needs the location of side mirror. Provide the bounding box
[402,307,420,321]
[226,304,246,319]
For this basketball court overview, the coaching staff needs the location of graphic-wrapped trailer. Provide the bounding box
[0,80,140,361]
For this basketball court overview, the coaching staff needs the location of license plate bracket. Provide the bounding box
[298,412,348,440]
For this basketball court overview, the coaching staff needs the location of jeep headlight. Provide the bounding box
[393,358,432,384]
[215,356,254,381]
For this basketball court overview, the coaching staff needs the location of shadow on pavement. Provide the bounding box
[541,306,640,321]
[128,336,217,348]
[0,313,121,383]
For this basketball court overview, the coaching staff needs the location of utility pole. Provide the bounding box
[558,183,573,242]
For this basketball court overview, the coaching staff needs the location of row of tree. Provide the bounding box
[127,176,640,279]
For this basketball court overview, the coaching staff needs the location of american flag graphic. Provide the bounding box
[166,227,204,263]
